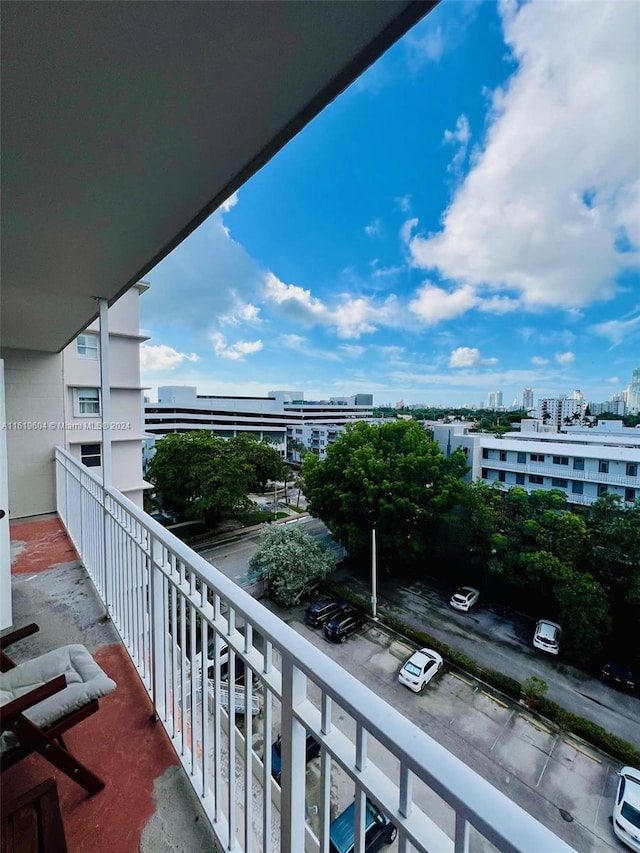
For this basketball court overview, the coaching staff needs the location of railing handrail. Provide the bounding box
[55,445,575,852]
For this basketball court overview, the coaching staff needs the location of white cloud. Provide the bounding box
[443,114,471,174]
[449,347,498,368]
[220,302,262,326]
[140,344,199,371]
[210,332,262,361]
[406,24,445,69]
[407,1,638,309]
[555,351,575,365]
[531,356,549,366]
[218,192,239,213]
[395,195,412,213]
[606,376,620,385]
[365,219,382,238]
[279,333,342,362]
[339,345,366,359]
[263,272,399,339]
[409,283,478,324]
[590,313,640,346]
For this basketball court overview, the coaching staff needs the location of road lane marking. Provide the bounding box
[449,672,474,687]
[524,717,553,735]
[563,739,602,763]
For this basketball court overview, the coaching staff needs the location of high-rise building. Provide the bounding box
[487,391,503,410]
[535,395,586,429]
[522,388,534,410]
[628,367,640,414]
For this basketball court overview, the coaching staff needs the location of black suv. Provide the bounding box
[324,608,365,644]
[305,598,348,628]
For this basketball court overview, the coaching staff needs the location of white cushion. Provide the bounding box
[0,644,116,753]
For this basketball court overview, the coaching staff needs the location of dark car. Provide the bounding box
[306,598,349,628]
[270,732,321,783]
[601,662,636,692]
[329,798,397,853]
[150,510,174,526]
[324,608,365,644]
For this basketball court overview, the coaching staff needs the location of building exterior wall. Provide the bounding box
[432,420,640,507]
[3,285,148,519]
[145,387,374,461]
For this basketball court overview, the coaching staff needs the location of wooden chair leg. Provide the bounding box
[11,716,105,796]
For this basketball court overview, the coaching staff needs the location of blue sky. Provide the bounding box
[140,0,639,408]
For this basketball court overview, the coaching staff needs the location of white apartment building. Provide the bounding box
[432,419,640,507]
[534,395,587,429]
[4,284,150,517]
[487,391,503,410]
[144,387,374,463]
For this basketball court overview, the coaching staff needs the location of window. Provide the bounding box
[529,474,543,484]
[530,453,545,462]
[74,388,101,415]
[572,481,583,495]
[80,443,101,468]
[598,460,609,474]
[625,488,636,503]
[573,458,584,470]
[482,468,489,479]
[627,463,638,477]
[552,456,569,466]
[597,484,608,496]
[499,450,507,462]
[498,471,506,482]
[516,473,525,485]
[551,478,568,488]
[482,448,489,459]
[76,333,99,359]
[517,452,526,464]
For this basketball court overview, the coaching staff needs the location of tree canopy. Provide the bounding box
[147,432,287,523]
[303,420,468,570]
[249,523,335,605]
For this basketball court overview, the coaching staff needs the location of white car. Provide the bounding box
[449,586,480,612]
[613,766,640,851]
[532,619,562,655]
[398,648,443,692]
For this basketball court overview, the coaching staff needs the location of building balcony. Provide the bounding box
[3,446,575,852]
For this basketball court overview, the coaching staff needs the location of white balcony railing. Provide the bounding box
[55,446,574,853]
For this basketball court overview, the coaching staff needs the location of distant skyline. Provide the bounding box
[140,1,639,407]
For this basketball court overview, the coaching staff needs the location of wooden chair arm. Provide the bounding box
[0,624,40,671]
[0,675,67,724]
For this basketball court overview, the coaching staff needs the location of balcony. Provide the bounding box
[0,448,572,850]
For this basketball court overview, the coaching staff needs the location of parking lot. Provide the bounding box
[266,607,628,853]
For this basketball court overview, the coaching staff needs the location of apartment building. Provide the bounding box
[3,284,150,517]
[433,419,640,507]
[144,386,373,463]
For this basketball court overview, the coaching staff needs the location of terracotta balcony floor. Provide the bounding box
[3,515,219,853]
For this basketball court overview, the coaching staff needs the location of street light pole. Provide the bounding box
[371,526,378,619]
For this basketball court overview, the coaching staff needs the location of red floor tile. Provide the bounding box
[10,517,79,574]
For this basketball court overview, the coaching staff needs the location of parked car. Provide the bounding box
[602,662,636,692]
[270,731,321,783]
[306,598,349,628]
[612,766,640,851]
[532,619,562,655]
[324,608,365,644]
[150,510,175,526]
[398,648,443,692]
[329,798,397,853]
[449,586,480,612]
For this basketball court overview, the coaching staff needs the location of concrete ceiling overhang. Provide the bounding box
[1,0,435,353]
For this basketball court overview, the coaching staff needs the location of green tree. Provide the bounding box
[553,570,611,664]
[303,420,468,570]
[230,434,287,492]
[147,432,255,523]
[249,524,335,605]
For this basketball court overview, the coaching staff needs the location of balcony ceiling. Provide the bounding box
[1,1,433,353]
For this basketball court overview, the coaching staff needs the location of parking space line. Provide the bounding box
[593,764,610,828]
[490,710,515,752]
[481,690,508,709]
[524,717,553,735]
[449,672,474,688]
[563,739,602,763]
[536,734,558,787]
